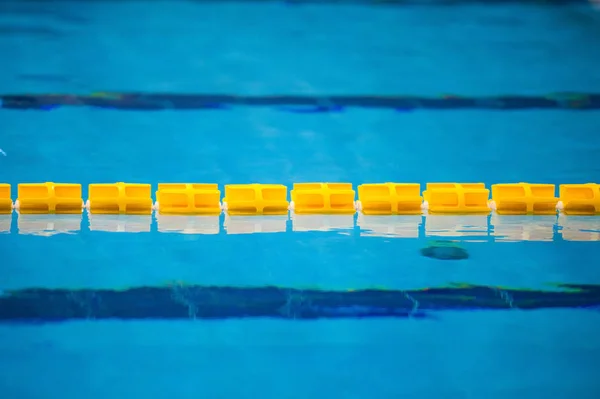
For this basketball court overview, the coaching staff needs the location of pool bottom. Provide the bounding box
[1,311,599,398]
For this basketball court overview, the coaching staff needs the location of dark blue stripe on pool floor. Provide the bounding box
[1,283,598,323]
[2,92,600,112]
[3,0,590,5]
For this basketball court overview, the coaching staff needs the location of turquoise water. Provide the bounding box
[2,1,600,397]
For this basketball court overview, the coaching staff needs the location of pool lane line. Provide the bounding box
[1,92,599,111]
[23,0,587,5]
[0,283,598,323]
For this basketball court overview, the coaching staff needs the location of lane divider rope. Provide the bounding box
[1,182,598,216]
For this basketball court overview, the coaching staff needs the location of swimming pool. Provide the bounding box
[1,0,600,397]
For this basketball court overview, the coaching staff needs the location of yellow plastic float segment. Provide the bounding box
[88,182,153,215]
[358,183,422,215]
[223,184,289,215]
[0,184,12,214]
[559,183,600,215]
[491,183,557,215]
[422,183,490,214]
[291,182,356,214]
[156,183,221,215]
[17,182,82,214]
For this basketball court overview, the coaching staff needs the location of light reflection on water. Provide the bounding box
[4,212,600,242]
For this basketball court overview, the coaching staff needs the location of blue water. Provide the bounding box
[2,1,600,398]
